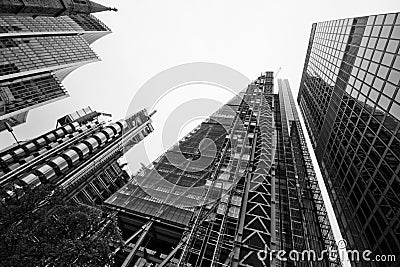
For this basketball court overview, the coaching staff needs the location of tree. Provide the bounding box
[0,184,122,267]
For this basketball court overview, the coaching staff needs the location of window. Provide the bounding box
[391,25,400,39]
[386,39,399,53]
[380,26,392,38]
[384,14,396,25]
[383,82,396,97]
[364,48,373,60]
[388,69,400,85]
[393,55,400,70]
[367,16,376,25]
[382,53,394,67]
[367,37,377,48]
[364,25,372,36]
[373,77,384,91]
[368,62,378,74]
[371,25,381,37]
[376,38,387,51]
[389,102,400,119]
[361,59,370,71]
[375,15,385,25]
[377,65,389,79]
[372,50,383,63]
[368,89,379,101]
[378,95,390,110]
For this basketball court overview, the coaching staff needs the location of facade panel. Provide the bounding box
[298,12,400,267]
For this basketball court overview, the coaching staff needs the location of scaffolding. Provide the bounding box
[105,73,338,267]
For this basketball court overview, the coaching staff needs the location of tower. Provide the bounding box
[0,107,154,206]
[0,0,117,17]
[0,0,115,131]
[298,12,400,266]
[105,73,338,266]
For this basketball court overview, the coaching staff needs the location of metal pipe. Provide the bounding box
[0,124,101,187]
[113,220,153,255]
[121,221,152,267]
[158,235,189,267]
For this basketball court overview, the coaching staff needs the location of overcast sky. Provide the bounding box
[1,0,399,152]
[1,1,399,264]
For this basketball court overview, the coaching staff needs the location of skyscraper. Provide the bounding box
[298,12,400,266]
[105,73,337,267]
[0,107,154,206]
[0,0,115,132]
[0,0,117,17]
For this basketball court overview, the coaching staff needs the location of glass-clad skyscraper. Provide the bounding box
[298,12,400,267]
[0,0,115,132]
[105,73,338,267]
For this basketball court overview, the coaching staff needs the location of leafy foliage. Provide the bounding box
[0,184,122,266]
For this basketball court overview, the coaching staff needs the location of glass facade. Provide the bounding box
[0,72,68,123]
[0,0,116,18]
[0,10,111,132]
[279,79,337,265]
[105,73,337,267]
[298,12,400,267]
[0,35,98,76]
[0,14,110,34]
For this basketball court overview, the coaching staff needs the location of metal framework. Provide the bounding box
[105,74,338,267]
[0,108,154,206]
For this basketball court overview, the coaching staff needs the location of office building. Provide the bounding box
[105,73,338,266]
[0,107,154,206]
[0,0,115,131]
[298,12,400,266]
[0,0,117,17]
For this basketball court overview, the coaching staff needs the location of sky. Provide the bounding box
[1,0,400,264]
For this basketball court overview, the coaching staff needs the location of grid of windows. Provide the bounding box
[279,80,338,266]
[70,14,111,32]
[0,72,67,116]
[0,35,98,76]
[0,15,82,33]
[275,90,306,264]
[0,4,111,133]
[298,12,400,267]
[0,14,110,34]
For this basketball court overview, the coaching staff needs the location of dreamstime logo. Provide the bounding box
[256,239,342,263]
[256,239,396,264]
[123,62,259,208]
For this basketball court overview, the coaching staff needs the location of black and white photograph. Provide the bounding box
[0,0,399,266]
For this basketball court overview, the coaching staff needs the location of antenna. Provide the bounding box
[274,67,282,78]
[149,110,157,117]
[4,122,21,147]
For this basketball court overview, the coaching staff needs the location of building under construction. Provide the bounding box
[0,107,154,205]
[105,73,338,267]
